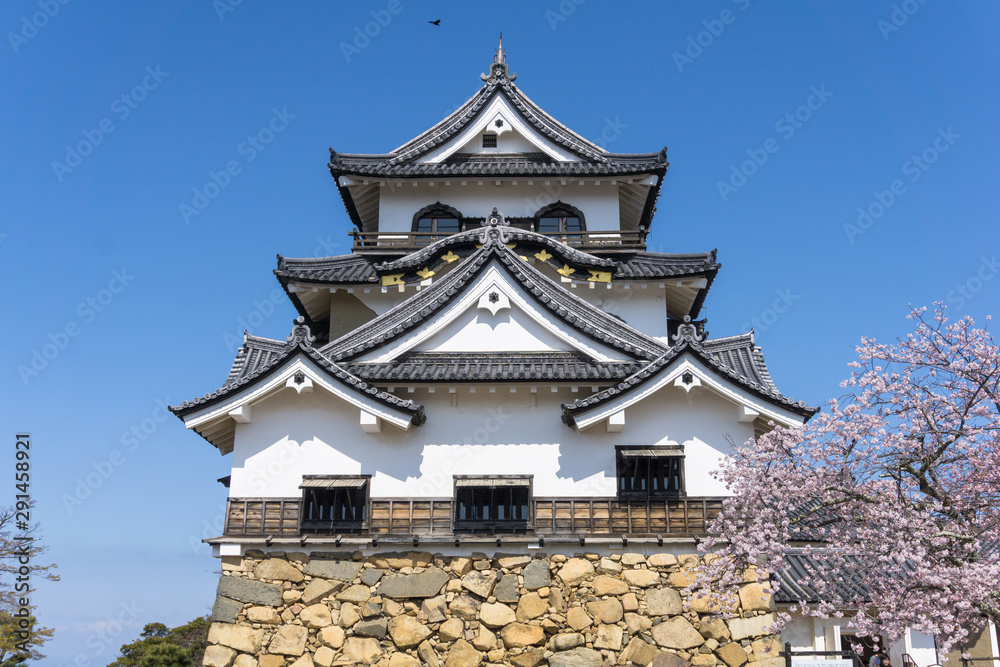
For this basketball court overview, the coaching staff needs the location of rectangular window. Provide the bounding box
[453,476,532,534]
[616,448,684,498]
[482,133,497,148]
[300,475,369,533]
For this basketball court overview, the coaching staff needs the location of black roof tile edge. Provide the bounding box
[170,325,425,426]
[322,240,671,363]
[375,226,617,274]
[561,338,819,426]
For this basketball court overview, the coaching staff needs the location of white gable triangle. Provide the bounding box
[356,262,631,363]
[418,94,582,164]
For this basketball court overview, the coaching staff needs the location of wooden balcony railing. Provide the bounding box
[349,227,647,255]
[222,496,724,539]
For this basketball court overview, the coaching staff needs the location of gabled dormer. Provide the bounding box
[330,38,667,253]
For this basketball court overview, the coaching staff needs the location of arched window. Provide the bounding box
[412,202,463,234]
[535,202,585,234]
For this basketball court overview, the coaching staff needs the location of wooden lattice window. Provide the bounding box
[453,476,532,534]
[616,447,685,498]
[482,133,498,148]
[535,202,585,234]
[300,476,369,533]
[413,202,462,234]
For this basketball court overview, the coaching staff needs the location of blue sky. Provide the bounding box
[1,1,998,664]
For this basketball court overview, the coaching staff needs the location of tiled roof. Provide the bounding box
[344,353,645,383]
[275,254,378,284]
[171,320,425,424]
[330,151,667,179]
[773,552,871,603]
[322,226,671,363]
[375,226,617,274]
[615,251,719,279]
[275,248,717,286]
[562,328,818,424]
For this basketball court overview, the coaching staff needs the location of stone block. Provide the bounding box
[302,559,364,582]
[621,552,647,566]
[216,576,282,607]
[313,647,335,667]
[515,592,548,621]
[496,554,532,569]
[565,606,592,630]
[651,617,706,650]
[339,602,360,628]
[389,654,421,667]
[258,656,285,667]
[300,604,332,628]
[688,593,739,615]
[472,625,496,651]
[591,575,628,596]
[378,567,451,599]
[208,623,264,654]
[301,578,342,605]
[448,594,481,621]
[247,606,280,624]
[547,647,604,667]
[594,623,623,650]
[556,558,594,586]
[202,645,237,667]
[444,639,483,667]
[461,571,496,598]
[421,594,448,622]
[648,553,679,568]
[624,568,660,588]
[268,625,308,656]
[727,613,776,641]
[739,583,776,612]
[522,559,551,590]
[716,641,748,667]
[336,584,372,603]
[288,656,313,667]
[652,653,692,667]
[597,557,623,574]
[500,623,546,648]
[361,568,384,586]
[646,587,683,616]
[699,618,730,641]
[494,574,520,603]
[355,618,389,639]
[318,625,345,649]
[342,637,382,665]
[418,640,440,667]
[621,637,660,666]
[211,596,243,624]
[254,559,303,583]
[584,597,623,624]
[550,632,585,651]
[388,615,432,649]
[511,649,547,667]
[480,602,516,628]
[439,617,465,642]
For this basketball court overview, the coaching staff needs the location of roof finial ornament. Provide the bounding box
[286,316,316,348]
[481,34,516,84]
[478,207,512,245]
[671,315,705,347]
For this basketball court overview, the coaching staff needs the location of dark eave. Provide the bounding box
[773,552,872,603]
[345,353,646,383]
[322,220,671,363]
[171,319,424,425]
[562,327,818,425]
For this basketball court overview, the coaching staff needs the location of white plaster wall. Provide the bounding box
[227,378,750,499]
[377,181,621,233]
[782,617,818,652]
[906,630,939,667]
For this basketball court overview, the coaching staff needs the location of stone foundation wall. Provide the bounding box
[203,550,780,667]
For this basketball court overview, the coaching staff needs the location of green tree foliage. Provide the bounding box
[108,617,210,667]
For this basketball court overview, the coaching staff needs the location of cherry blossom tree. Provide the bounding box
[695,306,1000,655]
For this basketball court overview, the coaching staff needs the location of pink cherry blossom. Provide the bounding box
[693,305,999,655]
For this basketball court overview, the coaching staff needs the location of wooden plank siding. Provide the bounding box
[223,497,724,538]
